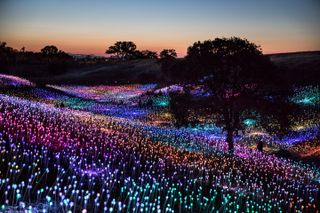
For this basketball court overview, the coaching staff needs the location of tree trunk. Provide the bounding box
[257,141,263,152]
[226,129,234,155]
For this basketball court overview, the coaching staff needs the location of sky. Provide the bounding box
[0,0,319,56]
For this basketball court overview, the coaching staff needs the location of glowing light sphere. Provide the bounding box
[243,118,256,127]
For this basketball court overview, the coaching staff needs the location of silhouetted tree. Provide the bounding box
[159,49,178,82]
[39,45,73,75]
[0,41,6,48]
[169,89,191,127]
[186,37,282,154]
[160,49,177,60]
[105,41,137,60]
[141,50,158,59]
[41,45,59,56]
[132,50,155,59]
[0,41,15,71]
[132,50,144,59]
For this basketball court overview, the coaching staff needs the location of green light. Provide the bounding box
[243,119,256,127]
[290,86,320,106]
[297,97,315,105]
[153,96,170,107]
[158,100,169,107]
[16,193,21,199]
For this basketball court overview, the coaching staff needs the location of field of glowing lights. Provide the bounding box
[0,74,319,212]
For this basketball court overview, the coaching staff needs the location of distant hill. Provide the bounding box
[33,59,162,85]
[4,51,319,85]
[268,51,320,85]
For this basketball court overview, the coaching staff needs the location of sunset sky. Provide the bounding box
[0,0,319,57]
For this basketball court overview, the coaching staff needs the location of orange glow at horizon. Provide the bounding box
[1,0,319,58]
[3,36,320,58]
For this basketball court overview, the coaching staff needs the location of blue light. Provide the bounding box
[243,119,256,127]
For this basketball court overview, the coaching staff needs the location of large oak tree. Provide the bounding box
[106,41,137,60]
[185,37,289,154]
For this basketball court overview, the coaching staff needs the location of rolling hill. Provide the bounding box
[4,51,320,85]
[269,51,320,85]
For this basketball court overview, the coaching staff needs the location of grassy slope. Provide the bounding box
[15,51,320,85]
[40,59,161,85]
[269,51,320,85]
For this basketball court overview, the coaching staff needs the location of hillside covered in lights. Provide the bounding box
[0,73,319,212]
[1,0,320,211]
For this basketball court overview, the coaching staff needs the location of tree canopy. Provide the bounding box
[170,37,290,154]
[160,49,177,60]
[106,41,137,60]
[140,50,158,59]
[41,45,59,55]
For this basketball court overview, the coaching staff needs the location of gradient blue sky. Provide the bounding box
[1,0,319,56]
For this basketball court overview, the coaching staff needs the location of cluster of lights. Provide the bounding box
[0,94,319,212]
[152,96,170,107]
[1,79,318,152]
[48,84,157,105]
[1,86,151,120]
[0,74,35,87]
[290,85,320,106]
[0,75,319,212]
